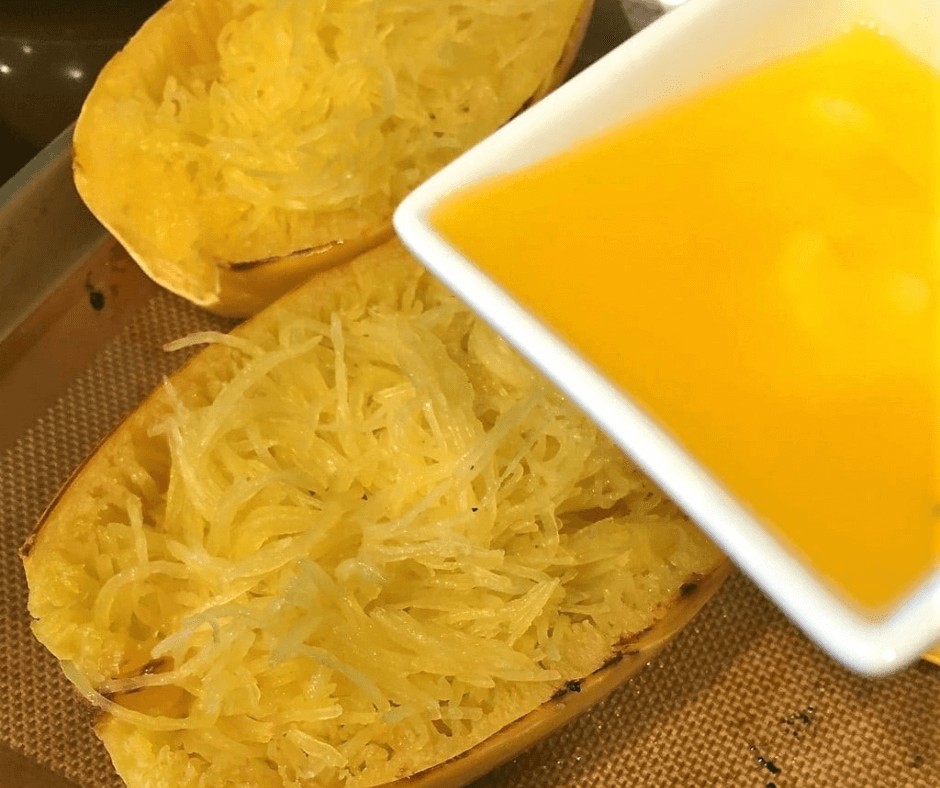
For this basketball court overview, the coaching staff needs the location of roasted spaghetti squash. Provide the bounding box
[73,0,593,315]
[24,241,723,787]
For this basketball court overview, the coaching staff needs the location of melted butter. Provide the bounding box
[432,26,939,610]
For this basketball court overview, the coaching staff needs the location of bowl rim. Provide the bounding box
[395,0,940,675]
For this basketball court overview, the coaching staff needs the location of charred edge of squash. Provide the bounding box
[207,223,396,317]
[221,225,391,271]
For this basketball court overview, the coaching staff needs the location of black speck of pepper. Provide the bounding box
[911,755,924,769]
[361,493,368,501]
[565,680,582,693]
[780,705,816,738]
[88,287,105,310]
[85,274,106,310]
[471,507,478,512]
[749,744,782,776]
[767,783,777,788]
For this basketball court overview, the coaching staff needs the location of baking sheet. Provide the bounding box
[0,3,937,786]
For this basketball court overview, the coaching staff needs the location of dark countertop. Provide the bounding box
[0,1,162,183]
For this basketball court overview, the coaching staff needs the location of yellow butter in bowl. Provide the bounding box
[431,24,939,612]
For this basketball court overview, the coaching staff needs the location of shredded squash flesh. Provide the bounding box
[26,242,720,787]
[73,0,586,307]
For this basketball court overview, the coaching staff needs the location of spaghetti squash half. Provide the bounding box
[73,0,592,315]
[24,241,723,787]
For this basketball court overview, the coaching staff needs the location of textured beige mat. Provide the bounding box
[1,253,937,788]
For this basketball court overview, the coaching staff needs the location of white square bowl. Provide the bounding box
[395,0,940,675]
